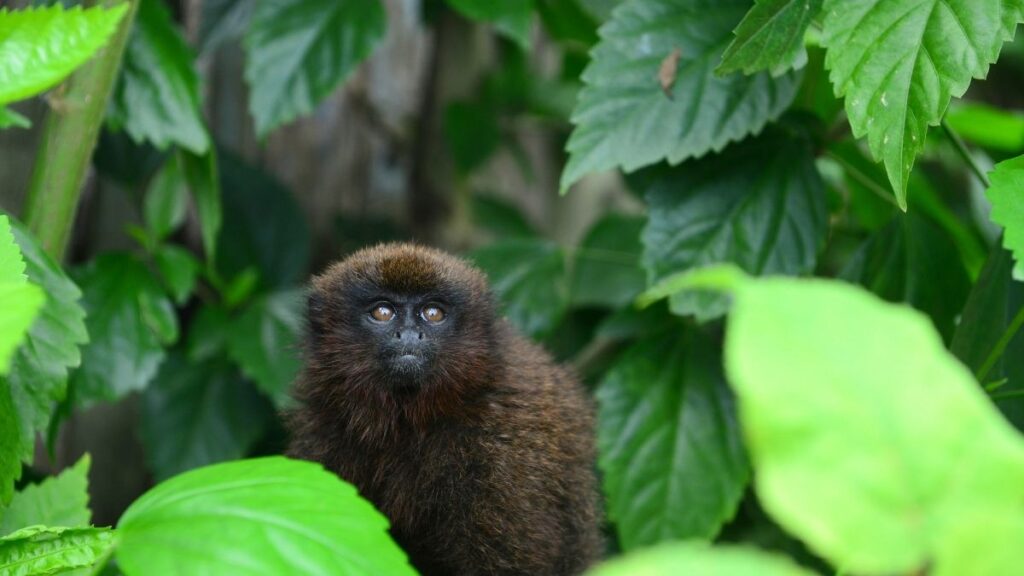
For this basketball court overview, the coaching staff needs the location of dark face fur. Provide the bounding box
[302,244,498,428]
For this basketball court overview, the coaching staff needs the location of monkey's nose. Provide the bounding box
[394,328,424,342]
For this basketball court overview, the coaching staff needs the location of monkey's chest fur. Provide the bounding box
[287,379,602,576]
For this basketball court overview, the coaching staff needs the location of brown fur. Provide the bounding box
[287,243,602,575]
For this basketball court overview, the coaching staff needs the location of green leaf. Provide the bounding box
[153,245,200,305]
[560,0,801,192]
[718,0,822,76]
[5,221,88,459]
[724,277,1024,573]
[180,149,222,265]
[471,194,538,240]
[0,285,43,377]
[641,129,827,321]
[0,4,128,105]
[840,213,971,342]
[116,457,416,575]
[141,353,274,481]
[185,305,231,362]
[108,0,209,154]
[217,152,310,289]
[71,253,177,405]
[143,157,188,242]
[570,213,645,308]
[470,239,569,338]
[579,0,621,21]
[199,0,254,54]
[597,331,748,549]
[987,155,1024,280]
[0,455,91,534]
[226,290,303,405]
[0,107,30,129]
[244,0,386,137]
[0,386,19,504]
[932,510,1024,576]
[586,542,816,576]
[820,0,1024,209]
[444,101,501,175]
[946,101,1024,152]
[447,0,533,48]
[0,526,113,576]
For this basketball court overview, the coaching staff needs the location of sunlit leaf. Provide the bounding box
[0,526,113,576]
[561,0,801,191]
[946,101,1024,152]
[244,0,386,137]
[0,455,91,534]
[108,0,209,154]
[0,4,128,105]
[586,542,815,576]
[987,155,1024,280]
[0,107,29,129]
[597,331,748,549]
[718,0,822,76]
[116,457,416,575]
[821,0,1024,208]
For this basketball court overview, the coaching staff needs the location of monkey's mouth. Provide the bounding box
[388,352,428,375]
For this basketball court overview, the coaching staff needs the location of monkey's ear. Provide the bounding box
[307,290,327,344]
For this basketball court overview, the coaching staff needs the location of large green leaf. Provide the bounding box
[216,152,310,289]
[227,290,303,405]
[560,0,801,191]
[718,0,823,76]
[641,129,827,321]
[471,239,569,338]
[0,526,113,576]
[108,0,209,154]
[141,353,274,481]
[71,253,177,405]
[116,457,416,575]
[0,455,91,534]
[6,222,88,459]
[586,542,816,576]
[841,213,971,342]
[447,0,533,48]
[597,331,748,549]
[821,0,1024,208]
[0,4,128,105]
[570,213,645,308]
[987,155,1024,280]
[723,277,1024,573]
[244,0,386,137]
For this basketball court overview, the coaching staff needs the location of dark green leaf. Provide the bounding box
[0,4,128,105]
[108,0,210,154]
[444,101,501,175]
[244,0,386,137]
[447,0,533,48]
[0,387,19,504]
[718,0,822,76]
[71,253,177,405]
[154,244,200,305]
[141,353,274,481]
[578,0,621,21]
[0,455,91,534]
[571,213,644,308]
[180,149,221,264]
[0,526,113,576]
[143,156,187,242]
[841,213,971,342]
[641,129,827,321]
[470,239,569,338]
[185,305,231,362]
[561,0,801,191]
[6,221,87,460]
[199,0,254,54]
[92,128,166,188]
[471,194,537,240]
[116,457,416,575]
[217,152,310,289]
[535,0,599,46]
[226,290,304,404]
[597,330,748,549]
[821,0,1024,208]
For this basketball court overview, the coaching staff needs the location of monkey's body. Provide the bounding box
[287,244,601,575]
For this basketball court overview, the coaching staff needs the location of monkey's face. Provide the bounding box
[308,244,496,393]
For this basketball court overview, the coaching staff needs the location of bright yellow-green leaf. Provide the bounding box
[586,542,816,576]
[987,155,1024,280]
[0,4,128,105]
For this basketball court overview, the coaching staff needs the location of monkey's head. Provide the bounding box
[305,243,498,401]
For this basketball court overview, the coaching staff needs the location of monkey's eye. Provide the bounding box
[370,304,396,322]
[421,304,446,324]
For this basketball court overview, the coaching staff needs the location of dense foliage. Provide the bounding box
[1,0,1023,574]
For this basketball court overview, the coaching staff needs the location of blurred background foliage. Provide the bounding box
[0,0,1023,572]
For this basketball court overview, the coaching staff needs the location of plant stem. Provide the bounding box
[941,118,990,189]
[989,388,1024,402]
[22,0,140,260]
[977,305,1024,383]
